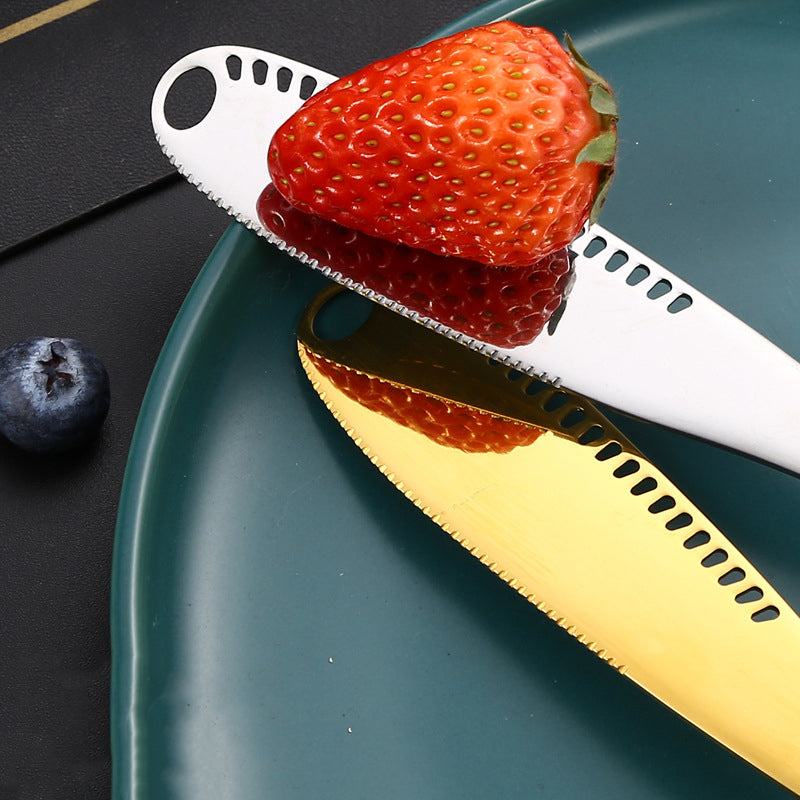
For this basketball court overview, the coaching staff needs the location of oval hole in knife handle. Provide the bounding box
[151,46,336,234]
[161,67,217,131]
[298,285,800,795]
[307,286,373,342]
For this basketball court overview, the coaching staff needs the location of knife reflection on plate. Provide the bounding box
[296,284,800,795]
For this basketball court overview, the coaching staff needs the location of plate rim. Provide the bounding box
[109,2,522,788]
[110,0,799,796]
[111,222,260,795]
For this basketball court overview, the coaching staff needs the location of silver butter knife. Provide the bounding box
[151,45,800,474]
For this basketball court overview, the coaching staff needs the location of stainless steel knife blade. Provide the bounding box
[297,283,800,796]
[151,44,800,474]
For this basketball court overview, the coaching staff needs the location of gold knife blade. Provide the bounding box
[297,284,800,794]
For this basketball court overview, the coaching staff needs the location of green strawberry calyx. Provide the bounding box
[565,33,618,223]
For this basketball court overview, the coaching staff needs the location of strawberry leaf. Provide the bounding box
[576,130,617,165]
[589,84,618,117]
[565,33,618,122]
[565,33,609,91]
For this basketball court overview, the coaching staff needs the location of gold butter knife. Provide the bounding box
[297,284,800,795]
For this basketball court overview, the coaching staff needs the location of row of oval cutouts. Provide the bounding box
[592,441,780,623]
[500,371,781,624]
[225,54,319,100]
[579,234,693,315]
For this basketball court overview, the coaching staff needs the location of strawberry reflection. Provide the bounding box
[258,184,573,349]
[305,348,542,455]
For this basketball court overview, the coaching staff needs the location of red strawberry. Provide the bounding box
[258,183,574,349]
[305,349,542,454]
[268,21,616,268]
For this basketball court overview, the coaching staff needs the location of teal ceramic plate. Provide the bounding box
[112,1,800,797]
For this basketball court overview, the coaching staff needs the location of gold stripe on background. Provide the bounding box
[0,0,103,44]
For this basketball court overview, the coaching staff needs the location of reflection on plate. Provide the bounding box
[257,182,575,350]
[112,0,800,797]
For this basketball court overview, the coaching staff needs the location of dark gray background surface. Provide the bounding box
[0,1,486,796]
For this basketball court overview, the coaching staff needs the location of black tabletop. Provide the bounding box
[0,1,487,796]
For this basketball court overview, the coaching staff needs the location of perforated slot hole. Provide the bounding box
[684,531,711,549]
[543,392,569,412]
[300,75,319,99]
[226,54,242,80]
[736,587,764,604]
[631,476,657,495]
[613,459,640,478]
[667,293,693,314]
[582,236,607,258]
[647,279,672,299]
[719,568,746,586]
[560,407,586,429]
[277,66,294,92]
[701,549,728,568]
[605,250,628,272]
[666,512,692,530]
[648,495,676,514]
[752,605,780,622]
[626,265,650,286]
[595,442,623,461]
[252,59,268,85]
[578,425,605,445]
[506,368,526,382]
[524,380,548,397]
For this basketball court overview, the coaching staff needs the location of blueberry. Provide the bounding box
[0,337,110,454]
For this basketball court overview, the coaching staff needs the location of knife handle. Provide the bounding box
[151,45,335,231]
[298,285,800,793]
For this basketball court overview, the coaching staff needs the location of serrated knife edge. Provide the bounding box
[296,300,800,791]
[298,344,630,674]
[154,128,567,387]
